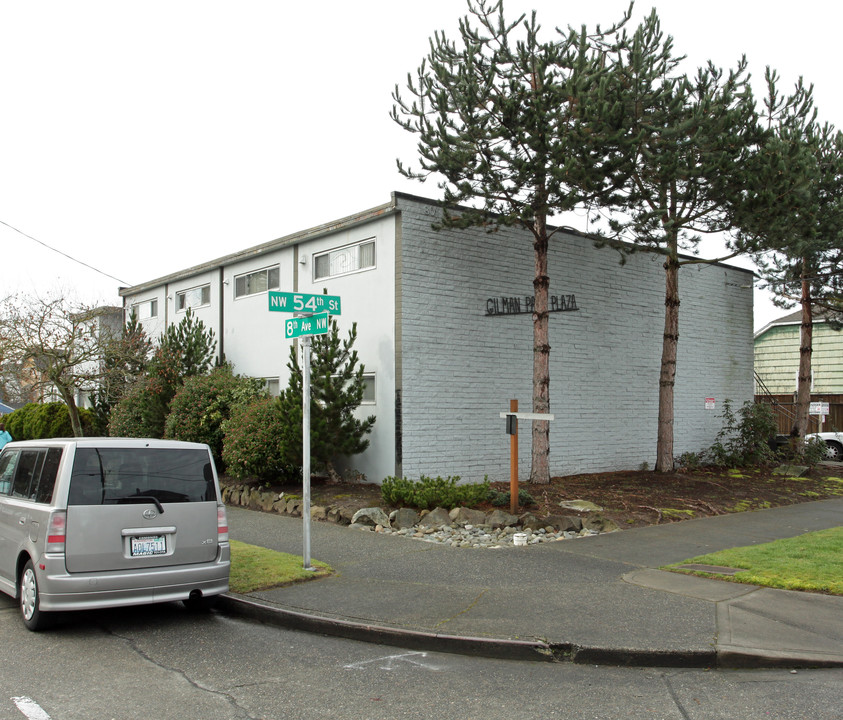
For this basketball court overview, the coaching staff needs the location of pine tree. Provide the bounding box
[392,0,631,482]
[603,10,763,471]
[731,73,843,441]
[277,320,375,477]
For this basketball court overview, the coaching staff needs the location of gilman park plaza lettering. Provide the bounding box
[485,294,578,316]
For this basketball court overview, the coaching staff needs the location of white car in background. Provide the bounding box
[806,431,843,461]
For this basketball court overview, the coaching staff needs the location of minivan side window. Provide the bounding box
[12,450,45,499]
[0,451,19,495]
[34,448,62,504]
[69,448,216,505]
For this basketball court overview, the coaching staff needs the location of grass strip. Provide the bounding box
[229,539,332,593]
[666,526,843,595]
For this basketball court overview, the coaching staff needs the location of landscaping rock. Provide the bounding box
[418,507,452,528]
[450,507,487,526]
[772,464,810,477]
[351,507,392,528]
[543,514,582,532]
[260,492,276,512]
[285,498,303,516]
[390,507,420,530]
[559,500,602,512]
[518,512,543,531]
[486,509,518,529]
[582,514,620,533]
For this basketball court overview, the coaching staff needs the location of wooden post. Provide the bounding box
[510,398,518,515]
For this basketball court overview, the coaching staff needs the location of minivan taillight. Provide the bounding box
[46,511,67,553]
[217,505,229,542]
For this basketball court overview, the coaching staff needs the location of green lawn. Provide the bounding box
[666,526,843,595]
[229,540,332,593]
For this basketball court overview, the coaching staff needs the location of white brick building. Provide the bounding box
[120,192,755,483]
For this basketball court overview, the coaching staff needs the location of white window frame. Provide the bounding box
[361,373,376,405]
[176,284,211,312]
[262,377,280,397]
[234,266,280,299]
[313,239,376,280]
[131,298,158,320]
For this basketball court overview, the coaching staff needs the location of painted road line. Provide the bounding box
[11,697,52,720]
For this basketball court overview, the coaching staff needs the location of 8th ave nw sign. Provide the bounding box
[284,312,329,339]
[268,291,341,315]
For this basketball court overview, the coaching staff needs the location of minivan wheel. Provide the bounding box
[20,560,50,631]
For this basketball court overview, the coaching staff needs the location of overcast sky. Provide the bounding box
[1,0,839,330]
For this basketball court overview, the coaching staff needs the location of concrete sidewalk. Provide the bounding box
[220,497,843,668]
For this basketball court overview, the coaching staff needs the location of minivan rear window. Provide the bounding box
[68,448,216,506]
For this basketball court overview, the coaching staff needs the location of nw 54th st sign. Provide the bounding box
[268,291,341,315]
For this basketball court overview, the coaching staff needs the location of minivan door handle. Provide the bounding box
[18,516,26,525]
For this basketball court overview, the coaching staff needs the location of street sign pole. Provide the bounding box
[270,290,341,571]
[302,333,314,571]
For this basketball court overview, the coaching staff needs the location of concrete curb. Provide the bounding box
[217,595,556,662]
[218,594,843,669]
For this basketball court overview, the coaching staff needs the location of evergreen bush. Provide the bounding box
[3,402,94,440]
[164,364,266,468]
[221,397,298,482]
[381,475,491,510]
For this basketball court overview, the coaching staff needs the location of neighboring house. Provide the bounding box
[71,306,124,409]
[754,310,843,432]
[120,192,755,483]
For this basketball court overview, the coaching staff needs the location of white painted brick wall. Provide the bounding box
[396,196,754,483]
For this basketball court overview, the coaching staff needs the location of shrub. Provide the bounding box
[3,402,94,440]
[381,475,491,510]
[164,365,266,468]
[4,403,39,441]
[276,320,375,475]
[488,488,535,508]
[221,398,298,482]
[703,400,777,468]
[108,376,166,438]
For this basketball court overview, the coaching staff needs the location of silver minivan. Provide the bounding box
[0,437,230,630]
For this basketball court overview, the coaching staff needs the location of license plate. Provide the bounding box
[131,535,166,557]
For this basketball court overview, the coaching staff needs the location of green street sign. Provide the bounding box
[269,291,341,315]
[284,312,330,339]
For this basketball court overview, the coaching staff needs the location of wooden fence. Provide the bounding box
[754,393,843,435]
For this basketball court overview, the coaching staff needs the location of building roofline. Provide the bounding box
[754,308,832,339]
[119,197,400,297]
[120,190,755,297]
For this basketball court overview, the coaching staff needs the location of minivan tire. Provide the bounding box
[20,560,51,631]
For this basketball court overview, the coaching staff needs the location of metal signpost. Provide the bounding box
[269,292,341,570]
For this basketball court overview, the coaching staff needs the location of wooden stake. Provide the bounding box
[510,398,518,515]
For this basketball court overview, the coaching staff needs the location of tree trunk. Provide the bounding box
[655,252,680,472]
[530,215,551,484]
[790,265,813,442]
[56,383,84,437]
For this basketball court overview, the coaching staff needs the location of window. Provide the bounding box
[68,448,216,505]
[361,373,376,404]
[234,266,280,298]
[132,299,158,319]
[263,378,280,397]
[0,450,19,495]
[314,240,375,280]
[176,284,211,312]
[12,450,45,499]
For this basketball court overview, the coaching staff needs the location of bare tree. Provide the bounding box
[0,294,122,436]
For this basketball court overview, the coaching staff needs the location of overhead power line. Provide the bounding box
[0,218,130,286]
